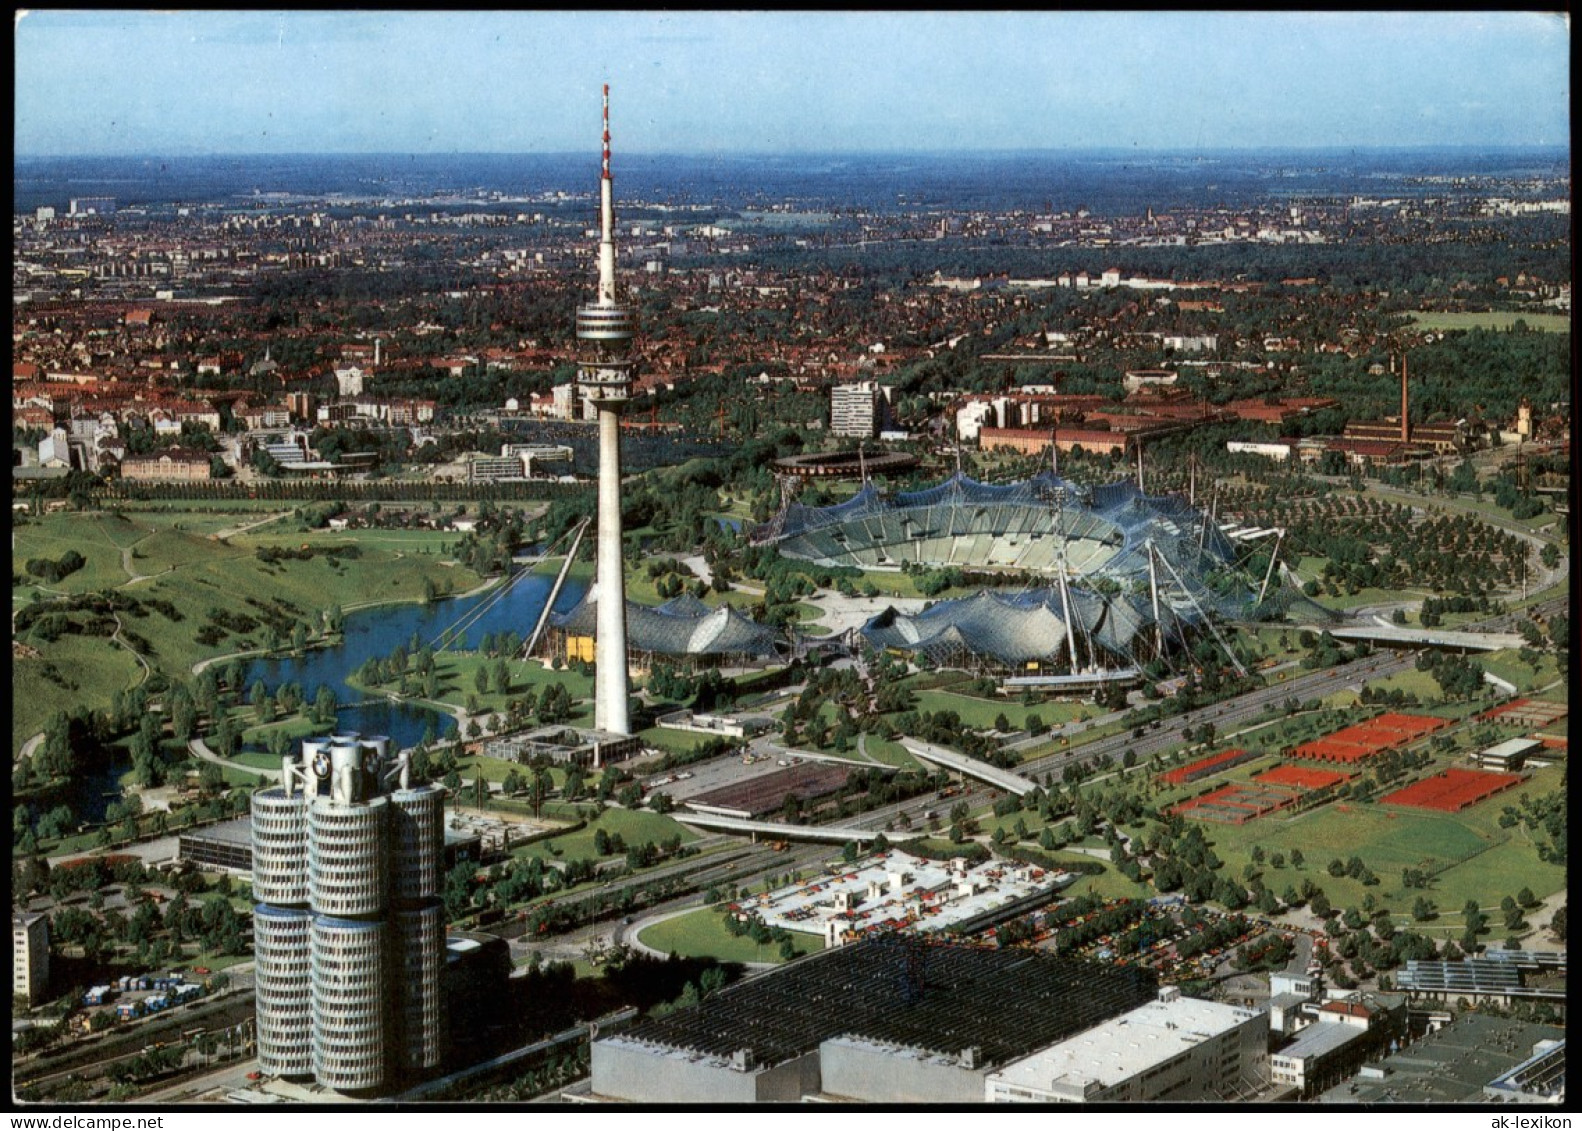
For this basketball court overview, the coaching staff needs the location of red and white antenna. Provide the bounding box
[597,84,616,305]
[601,83,612,182]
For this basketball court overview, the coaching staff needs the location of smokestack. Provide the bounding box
[1400,352,1409,443]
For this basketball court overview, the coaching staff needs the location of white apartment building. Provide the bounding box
[831,381,883,438]
[13,912,49,1006]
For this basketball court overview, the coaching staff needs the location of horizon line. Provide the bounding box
[15,142,1572,162]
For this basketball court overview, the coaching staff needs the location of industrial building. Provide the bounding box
[480,723,641,769]
[251,733,447,1094]
[12,911,49,1006]
[1396,951,1566,1009]
[589,937,1158,1103]
[1270,1019,1372,1096]
[1474,736,1543,772]
[1269,990,1407,1096]
[1318,1014,1566,1104]
[984,987,1269,1102]
[468,443,573,483]
[722,850,1071,947]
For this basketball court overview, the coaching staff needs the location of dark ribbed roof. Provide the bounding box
[611,936,1157,1070]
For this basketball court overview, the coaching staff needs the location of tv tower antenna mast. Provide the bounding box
[577,84,638,735]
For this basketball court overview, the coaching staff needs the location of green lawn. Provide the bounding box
[11,508,489,753]
[861,737,920,768]
[1406,310,1571,333]
[1479,650,1562,694]
[1350,668,1443,702]
[637,905,823,964]
[911,688,1092,732]
[510,805,698,864]
[1044,853,1154,903]
[13,635,144,753]
[1163,758,1566,917]
[367,651,594,722]
[638,726,726,758]
[12,513,140,593]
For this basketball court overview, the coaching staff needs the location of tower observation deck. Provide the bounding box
[577,84,636,735]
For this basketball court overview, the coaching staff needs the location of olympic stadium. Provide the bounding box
[757,471,1306,674]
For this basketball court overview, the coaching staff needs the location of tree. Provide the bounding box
[312,686,339,727]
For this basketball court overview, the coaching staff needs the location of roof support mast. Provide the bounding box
[1147,541,1164,657]
[1256,529,1284,607]
[1055,495,1080,671]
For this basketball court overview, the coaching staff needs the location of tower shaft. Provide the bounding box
[594,404,628,735]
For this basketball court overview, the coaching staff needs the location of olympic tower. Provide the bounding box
[576,84,637,735]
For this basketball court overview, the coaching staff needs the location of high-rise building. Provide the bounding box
[68,196,116,216]
[12,912,49,1007]
[830,381,883,437]
[576,85,639,736]
[252,734,446,1094]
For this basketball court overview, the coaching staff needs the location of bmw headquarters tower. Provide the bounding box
[252,734,446,1093]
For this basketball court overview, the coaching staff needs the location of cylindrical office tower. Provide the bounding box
[307,796,387,917]
[253,905,313,1079]
[389,787,443,905]
[391,903,447,1074]
[310,916,387,1093]
[251,787,309,907]
[300,738,328,796]
[359,734,391,762]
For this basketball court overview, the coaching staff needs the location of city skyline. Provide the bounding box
[14,11,1571,157]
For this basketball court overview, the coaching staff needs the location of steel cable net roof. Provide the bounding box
[611,936,1158,1070]
[763,471,1261,667]
[863,587,1167,666]
[551,593,779,658]
[763,470,1241,586]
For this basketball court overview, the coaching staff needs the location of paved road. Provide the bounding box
[190,736,281,780]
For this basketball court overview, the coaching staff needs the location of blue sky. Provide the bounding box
[13,11,1571,155]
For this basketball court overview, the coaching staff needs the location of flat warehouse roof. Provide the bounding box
[991,997,1262,1091]
[606,936,1157,1070]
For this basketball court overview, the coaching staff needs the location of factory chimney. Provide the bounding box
[1400,352,1409,443]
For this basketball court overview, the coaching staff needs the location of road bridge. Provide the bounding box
[674,811,926,844]
[1324,624,1525,652]
[899,738,1039,796]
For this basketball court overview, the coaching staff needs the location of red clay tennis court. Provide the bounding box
[1255,764,1353,791]
[1158,747,1258,787]
[1381,768,1523,813]
[1290,713,1448,764]
[1479,699,1569,728]
[1170,782,1302,824]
